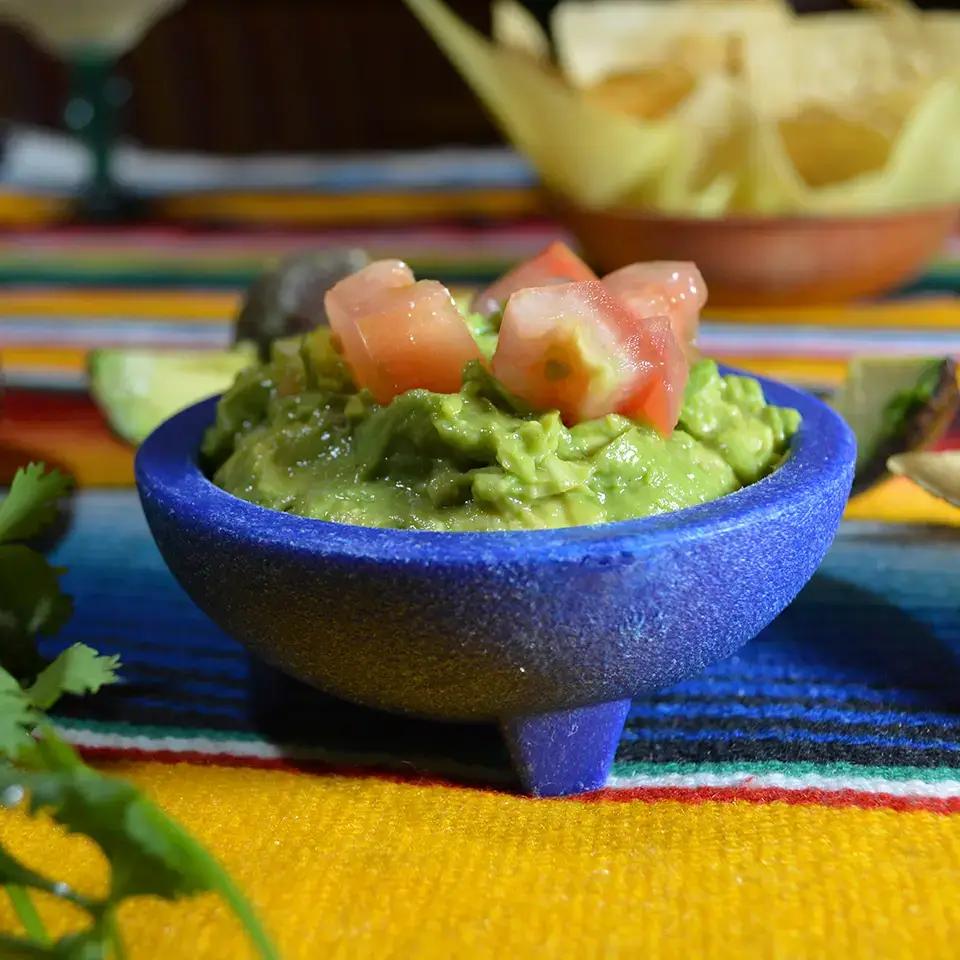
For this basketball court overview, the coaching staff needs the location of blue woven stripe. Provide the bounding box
[44,492,960,772]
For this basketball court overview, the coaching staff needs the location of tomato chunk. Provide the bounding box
[603,261,707,347]
[326,277,482,404]
[491,280,661,425]
[325,258,415,319]
[471,241,597,318]
[619,315,690,437]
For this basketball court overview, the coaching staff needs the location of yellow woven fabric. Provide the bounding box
[3,763,960,959]
[0,281,957,957]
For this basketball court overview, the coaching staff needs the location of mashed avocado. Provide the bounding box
[202,315,801,532]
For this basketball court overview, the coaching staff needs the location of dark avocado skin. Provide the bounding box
[234,249,371,360]
[851,358,959,497]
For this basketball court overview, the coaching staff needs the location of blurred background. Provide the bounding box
[0,0,957,492]
[0,0,955,156]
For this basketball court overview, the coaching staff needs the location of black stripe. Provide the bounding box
[643,691,960,717]
[50,666,960,737]
[51,676,247,710]
[55,693,960,774]
[615,739,960,770]
[60,625,242,650]
[54,699,259,736]
[49,635,246,664]
[120,662,249,691]
[666,675,960,696]
[623,714,960,744]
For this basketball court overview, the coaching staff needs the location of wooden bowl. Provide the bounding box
[551,198,959,308]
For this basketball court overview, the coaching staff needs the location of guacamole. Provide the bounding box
[202,317,801,532]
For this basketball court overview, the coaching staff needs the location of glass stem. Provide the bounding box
[65,48,124,217]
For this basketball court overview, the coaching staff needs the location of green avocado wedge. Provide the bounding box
[89,344,258,446]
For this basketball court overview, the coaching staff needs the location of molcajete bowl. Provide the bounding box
[135,372,856,797]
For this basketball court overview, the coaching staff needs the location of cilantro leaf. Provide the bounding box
[0,932,108,959]
[0,546,72,641]
[0,460,282,960]
[0,937,57,958]
[0,846,56,894]
[0,733,280,959]
[0,845,94,932]
[0,465,71,546]
[27,646,121,712]
[53,933,111,960]
[0,762,209,902]
[0,667,40,760]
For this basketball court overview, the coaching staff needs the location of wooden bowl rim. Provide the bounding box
[547,195,960,230]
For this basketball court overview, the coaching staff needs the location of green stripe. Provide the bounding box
[0,261,950,294]
[56,719,960,786]
[610,759,960,783]
[0,263,504,288]
[54,715,268,742]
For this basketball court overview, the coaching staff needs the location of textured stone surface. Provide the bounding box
[136,371,855,795]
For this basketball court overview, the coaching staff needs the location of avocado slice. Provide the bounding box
[89,344,258,446]
[830,356,959,497]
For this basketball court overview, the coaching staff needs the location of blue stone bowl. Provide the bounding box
[136,372,855,797]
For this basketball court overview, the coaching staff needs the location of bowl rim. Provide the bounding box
[547,194,960,229]
[135,368,856,566]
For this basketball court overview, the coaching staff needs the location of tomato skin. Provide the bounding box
[325,259,415,321]
[328,278,482,404]
[471,241,597,318]
[603,261,707,347]
[617,314,689,437]
[491,280,659,425]
[325,258,416,400]
[323,255,695,434]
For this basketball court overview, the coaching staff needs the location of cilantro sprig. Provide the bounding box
[0,464,280,959]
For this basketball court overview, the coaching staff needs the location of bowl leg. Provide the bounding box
[500,700,630,798]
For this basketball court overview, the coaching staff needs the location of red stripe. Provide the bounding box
[79,743,313,772]
[591,785,960,815]
[3,388,104,425]
[76,745,960,813]
[76,743,505,793]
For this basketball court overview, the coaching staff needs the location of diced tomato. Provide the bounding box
[603,261,707,348]
[471,241,597,318]
[491,280,663,426]
[325,258,415,319]
[326,277,482,404]
[619,315,690,437]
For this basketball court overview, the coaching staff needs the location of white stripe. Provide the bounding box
[58,726,960,798]
[58,726,290,760]
[56,725,514,781]
[606,771,960,798]
[0,326,230,347]
[3,369,88,390]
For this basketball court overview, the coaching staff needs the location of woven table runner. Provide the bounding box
[0,147,958,958]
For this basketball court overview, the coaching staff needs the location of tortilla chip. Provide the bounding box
[742,13,936,119]
[404,0,960,216]
[551,0,792,89]
[402,0,680,208]
[491,0,552,62]
[778,106,894,188]
[920,13,960,78]
[583,65,698,121]
[639,73,746,216]
[801,76,960,213]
